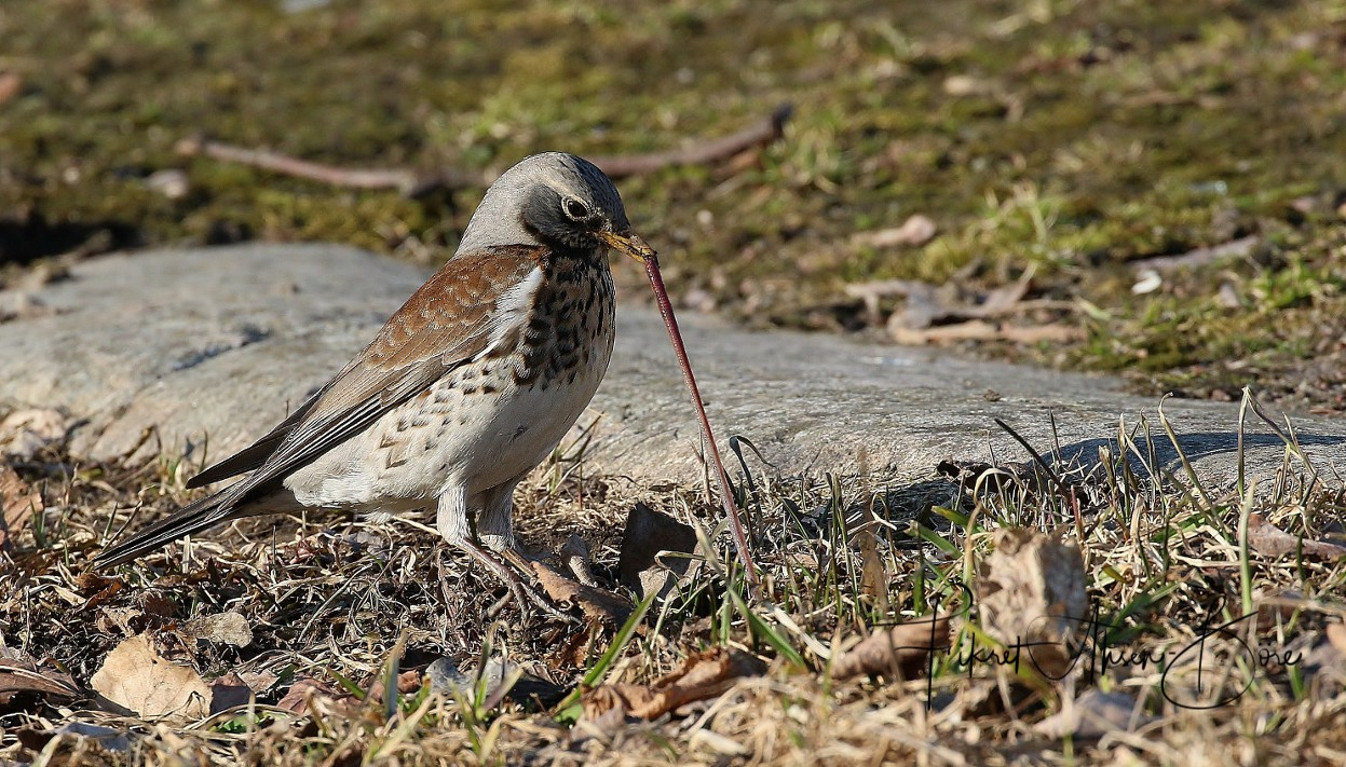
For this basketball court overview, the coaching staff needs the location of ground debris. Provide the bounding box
[616,502,698,601]
[831,614,953,682]
[532,560,634,626]
[581,647,765,721]
[975,529,1088,680]
[1248,513,1346,560]
[850,214,938,249]
[90,633,211,721]
[0,648,79,706]
[0,464,42,550]
[183,610,254,648]
[275,677,344,715]
[15,721,132,754]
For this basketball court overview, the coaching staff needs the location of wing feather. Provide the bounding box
[186,245,546,506]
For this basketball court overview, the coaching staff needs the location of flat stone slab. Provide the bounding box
[1,244,1342,493]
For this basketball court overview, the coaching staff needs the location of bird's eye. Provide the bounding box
[563,198,590,220]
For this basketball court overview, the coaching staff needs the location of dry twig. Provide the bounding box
[175,103,793,198]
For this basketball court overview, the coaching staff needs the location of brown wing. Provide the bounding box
[191,244,546,506]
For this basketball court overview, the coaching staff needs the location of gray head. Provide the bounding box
[457,152,632,255]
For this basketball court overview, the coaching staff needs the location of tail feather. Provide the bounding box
[94,491,237,569]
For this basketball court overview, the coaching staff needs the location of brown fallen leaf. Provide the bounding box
[209,672,254,715]
[90,633,210,720]
[976,529,1088,680]
[531,561,634,626]
[0,652,79,706]
[831,614,953,681]
[617,503,698,601]
[0,465,42,550]
[1248,514,1346,560]
[238,669,279,695]
[276,678,343,715]
[582,647,765,720]
[365,669,424,706]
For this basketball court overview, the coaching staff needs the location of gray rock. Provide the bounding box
[0,244,1341,495]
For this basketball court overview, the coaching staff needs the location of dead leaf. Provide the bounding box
[582,647,765,720]
[238,669,279,694]
[1248,514,1346,560]
[0,408,67,460]
[0,652,79,705]
[185,611,253,647]
[16,722,131,754]
[90,633,210,720]
[276,678,342,715]
[831,614,953,681]
[976,529,1088,680]
[850,214,938,249]
[0,465,42,550]
[209,672,254,715]
[617,503,698,601]
[365,669,424,706]
[532,561,634,626]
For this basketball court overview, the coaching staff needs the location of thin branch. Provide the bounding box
[590,103,793,178]
[174,135,457,195]
[174,103,793,198]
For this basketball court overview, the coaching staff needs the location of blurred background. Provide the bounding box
[2,0,1344,412]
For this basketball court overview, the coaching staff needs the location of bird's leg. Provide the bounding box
[437,484,573,622]
[451,537,572,622]
[474,477,520,556]
[476,477,554,570]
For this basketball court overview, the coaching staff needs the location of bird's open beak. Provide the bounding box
[598,230,657,263]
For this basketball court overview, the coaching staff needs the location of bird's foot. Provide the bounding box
[455,539,575,624]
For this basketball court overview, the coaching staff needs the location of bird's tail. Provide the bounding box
[94,490,236,569]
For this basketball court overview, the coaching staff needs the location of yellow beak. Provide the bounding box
[597,230,657,263]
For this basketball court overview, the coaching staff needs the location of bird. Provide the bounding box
[94,152,654,614]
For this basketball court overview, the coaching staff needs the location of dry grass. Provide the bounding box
[3,395,1346,765]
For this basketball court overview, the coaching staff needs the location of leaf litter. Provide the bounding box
[2,395,1346,764]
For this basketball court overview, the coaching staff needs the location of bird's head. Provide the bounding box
[458,152,652,262]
